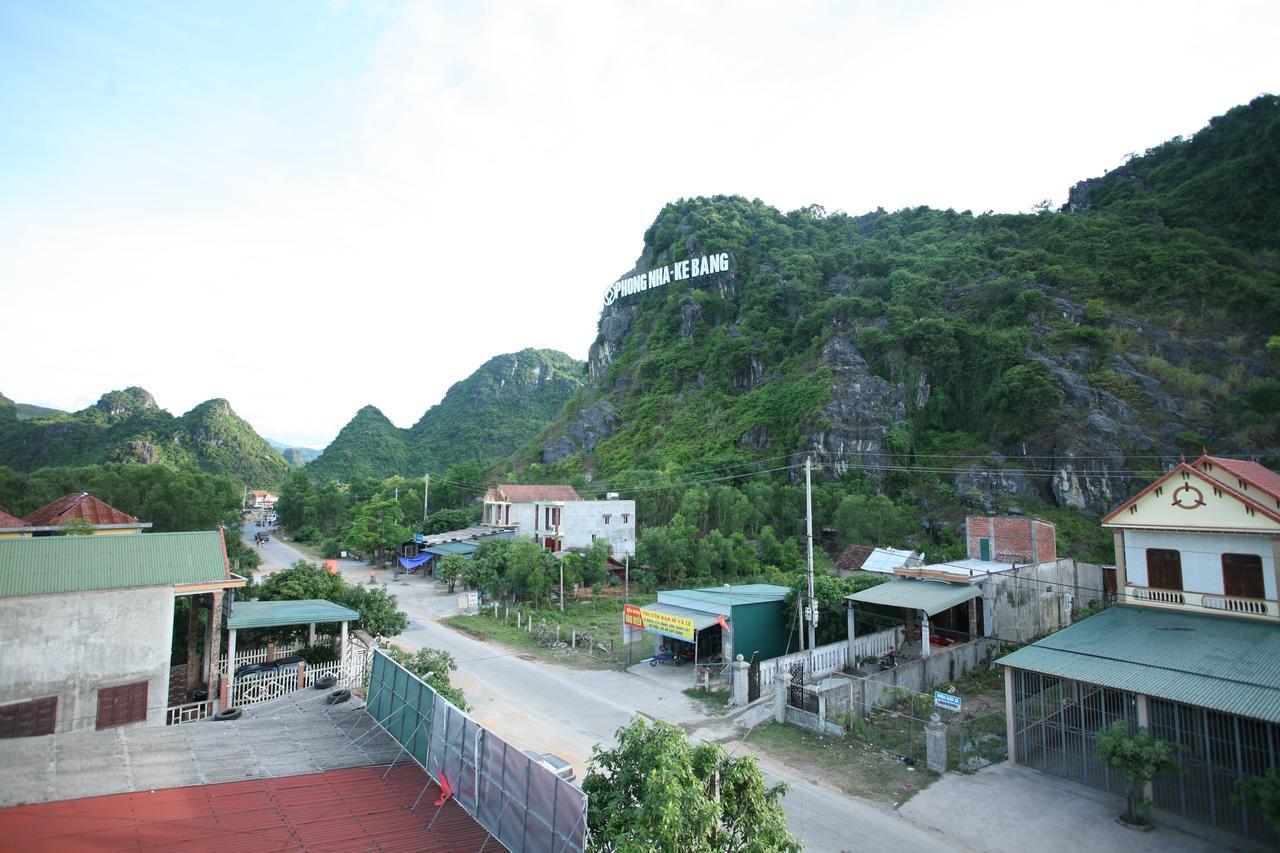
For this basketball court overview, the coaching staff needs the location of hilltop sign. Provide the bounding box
[603,252,730,307]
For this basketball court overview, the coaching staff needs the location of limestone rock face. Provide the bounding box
[802,330,906,479]
[542,400,619,463]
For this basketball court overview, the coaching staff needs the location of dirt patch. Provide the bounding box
[745,722,938,806]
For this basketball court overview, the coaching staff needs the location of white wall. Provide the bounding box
[0,586,175,733]
[1124,530,1276,598]
[562,500,636,557]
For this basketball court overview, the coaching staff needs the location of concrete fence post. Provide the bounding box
[926,713,947,773]
[775,670,791,724]
[731,655,748,707]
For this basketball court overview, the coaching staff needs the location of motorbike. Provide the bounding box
[649,646,692,666]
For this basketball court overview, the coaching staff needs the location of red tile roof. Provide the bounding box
[836,544,874,572]
[0,765,490,852]
[1196,455,1280,503]
[0,508,29,529]
[485,484,581,503]
[22,493,140,527]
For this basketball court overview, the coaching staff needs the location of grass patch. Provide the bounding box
[684,687,731,714]
[442,594,657,671]
[745,722,938,806]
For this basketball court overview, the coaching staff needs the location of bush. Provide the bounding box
[296,644,337,664]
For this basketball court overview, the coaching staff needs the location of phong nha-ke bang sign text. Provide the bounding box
[603,252,730,307]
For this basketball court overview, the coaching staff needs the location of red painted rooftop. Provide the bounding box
[22,492,140,527]
[0,764,493,852]
[1199,454,1280,503]
[0,507,28,529]
[485,484,581,503]
[836,544,874,572]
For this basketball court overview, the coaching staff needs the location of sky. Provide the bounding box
[1,1,1277,449]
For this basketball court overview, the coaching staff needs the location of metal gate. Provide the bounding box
[787,662,818,713]
[747,652,760,703]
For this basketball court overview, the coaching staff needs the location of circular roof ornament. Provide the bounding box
[1171,483,1205,510]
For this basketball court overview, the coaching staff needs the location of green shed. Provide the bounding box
[640,583,797,664]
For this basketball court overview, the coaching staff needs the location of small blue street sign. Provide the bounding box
[934,691,962,712]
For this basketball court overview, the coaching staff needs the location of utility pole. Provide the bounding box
[423,473,429,523]
[805,455,818,655]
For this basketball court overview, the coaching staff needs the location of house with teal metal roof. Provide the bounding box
[0,531,245,738]
[998,455,1280,843]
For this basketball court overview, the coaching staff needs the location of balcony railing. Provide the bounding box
[1125,585,1278,620]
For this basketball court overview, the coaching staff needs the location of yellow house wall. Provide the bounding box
[1107,471,1280,534]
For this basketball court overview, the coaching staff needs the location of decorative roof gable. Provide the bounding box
[22,493,142,527]
[1102,463,1280,532]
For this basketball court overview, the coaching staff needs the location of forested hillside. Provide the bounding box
[308,348,584,481]
[512,95,1279,566]
[0,387,291,486]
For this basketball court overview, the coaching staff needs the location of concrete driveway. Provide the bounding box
[900,762,1258,852]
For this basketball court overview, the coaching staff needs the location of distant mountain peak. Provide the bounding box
[94,387,158,418]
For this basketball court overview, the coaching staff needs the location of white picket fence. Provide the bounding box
[849,626,903,661]
[754,627,901,691]
[229,653,370,708]
[217,635,333,677]
[760,639,850,690]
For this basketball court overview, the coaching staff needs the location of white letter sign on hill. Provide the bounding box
[602,252,730,307]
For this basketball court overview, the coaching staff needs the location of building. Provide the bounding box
[966,514,1057,563]
[483,484,636,558]
[997,455,1280,842]
[0,509,30,539]
[20,492,151,535]
[0,531,245,737]
[626,584,796,665]
[249,490,278,510]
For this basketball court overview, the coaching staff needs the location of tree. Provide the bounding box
[436,554,466,593]
[344,497,410,564]
[424,507,473,535]
[251,560,408,639]
[385,646,468,710]
[1094,720,1180,826]
[584,718,798,852]
[1236,768,1280,832]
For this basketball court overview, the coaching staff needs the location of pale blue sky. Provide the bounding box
[2,1,1277,449]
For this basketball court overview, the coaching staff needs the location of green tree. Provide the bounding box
[436,554,466,593]
[424,507,473,534]
[1094,720,1180,826]
[583,717,798,852]
[344,497,411,564]
[385,646,468,710]
[251,560,408,639]
[1235,768,1280,832]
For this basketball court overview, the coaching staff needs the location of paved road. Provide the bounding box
[240,529,960,850]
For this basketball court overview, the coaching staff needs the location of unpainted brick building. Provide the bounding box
[965,515,1056,564]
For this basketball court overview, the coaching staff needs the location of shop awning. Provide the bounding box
[845,578,979,616]
[627,602,719,641]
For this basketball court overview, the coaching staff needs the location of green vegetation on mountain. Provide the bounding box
[508,96,1280,574]
[0,388,291,486]
[308,349,585,481]
[14,402,65,420]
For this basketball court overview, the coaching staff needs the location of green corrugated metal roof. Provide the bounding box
[423,542,477,557]
[998,605,1280,724]
[845,577,979,615]
[641,602,720,631]
[227,599,360,629]
[0,531,230,598]
[658,584,789,616]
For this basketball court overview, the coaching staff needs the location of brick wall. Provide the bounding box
[966,516,1057,563]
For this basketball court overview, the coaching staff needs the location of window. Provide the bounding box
[96,681,148,730]
[1145,549,1183,591]
[0,696,57,738]
[622,513,630,524]
[603,514,611,524]
[1222,553,1265,598]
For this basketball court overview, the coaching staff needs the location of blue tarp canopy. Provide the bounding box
[399,553,434,570]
